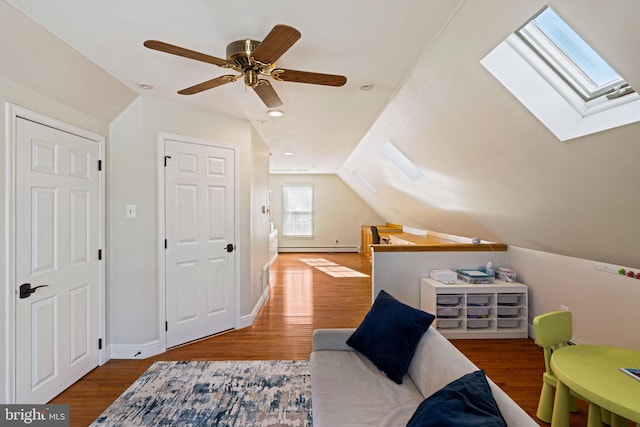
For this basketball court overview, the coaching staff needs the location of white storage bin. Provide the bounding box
[467,307,490,318]
[497,294,520,305]
[497,306,520,317]
[497,318,521,329]
[467,319,490,329]
[467,294,490,305]
[437,319,462,329]
[437,306,462,318]
[437,295,461,306]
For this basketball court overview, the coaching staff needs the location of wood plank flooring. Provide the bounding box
[51,252,590,426]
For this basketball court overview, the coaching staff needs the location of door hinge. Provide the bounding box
[98,159,102,171]
[165,239,167,249]
[164,155,172,167]
[165,321,168,332]
[98,338,103,350]
[98,249,102,260]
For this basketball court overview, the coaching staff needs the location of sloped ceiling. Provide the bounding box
[339,0,640,267]
[0,1,136,121]
[2,0,639,268]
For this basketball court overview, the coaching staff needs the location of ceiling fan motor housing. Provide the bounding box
[226,39,260,68]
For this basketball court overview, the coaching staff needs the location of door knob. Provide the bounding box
[19,283,49,299]
[225,243,235,253]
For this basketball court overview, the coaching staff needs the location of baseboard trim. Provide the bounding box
[107,289,270,359]
[278,246,359,253]
[108,340,162,360]
[238,285,270,329]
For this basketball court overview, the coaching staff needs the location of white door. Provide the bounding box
[164,139,235,348]
[15,118,101,403]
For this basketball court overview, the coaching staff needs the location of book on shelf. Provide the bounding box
[619,367,640,381]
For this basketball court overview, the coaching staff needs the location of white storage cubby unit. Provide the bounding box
[420,277,528,339]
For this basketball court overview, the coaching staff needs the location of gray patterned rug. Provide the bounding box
[91,360,311,426]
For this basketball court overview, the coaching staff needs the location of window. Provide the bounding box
[481,6,640,141]
[516,6,633,102]
[282,186,313,237]
[381,141,424,181]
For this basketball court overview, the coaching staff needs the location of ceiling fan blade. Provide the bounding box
[252,25,301,64]
[271,69,347,86]
[178,75,238,95]
[144,40,229,67]
[254,80,283,108]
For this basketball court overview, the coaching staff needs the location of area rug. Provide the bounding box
[91,360,311,426]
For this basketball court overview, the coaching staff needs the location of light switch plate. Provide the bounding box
[126,204,136,218]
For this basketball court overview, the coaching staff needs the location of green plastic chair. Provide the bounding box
[533,310,579,423]
[535,311,617,426]
[533,311,611,425]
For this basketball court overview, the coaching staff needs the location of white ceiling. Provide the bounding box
[4,0,463,173]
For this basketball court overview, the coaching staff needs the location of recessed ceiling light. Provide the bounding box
[284,152,294,156]
[267,110,285,117]
[136,83,154,90]
[359,82,375,91]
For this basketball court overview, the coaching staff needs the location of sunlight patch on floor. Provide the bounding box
[299,258,369,278]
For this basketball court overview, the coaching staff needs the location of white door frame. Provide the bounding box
[156,132,240,353]
[2,103,106,403]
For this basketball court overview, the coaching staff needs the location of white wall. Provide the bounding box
[269,174,385,252]
[509,247,640,350]
[372,250,509,307]
[107,95,270,357]
[248,127,272,315]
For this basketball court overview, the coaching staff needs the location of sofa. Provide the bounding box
[310,327,539,426]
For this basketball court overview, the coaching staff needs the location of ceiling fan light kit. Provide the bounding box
[144,24,347,108]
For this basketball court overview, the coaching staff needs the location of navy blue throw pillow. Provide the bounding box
[346,290,435,384]
[406,370,507,427]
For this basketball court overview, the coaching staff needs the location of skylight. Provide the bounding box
[352,170,377,193]
[481,5,640,141]
[517,6,633,101]
[381,141,424,181]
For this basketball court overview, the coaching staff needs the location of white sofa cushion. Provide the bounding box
[310,350,424,427]
[408,328,478,398]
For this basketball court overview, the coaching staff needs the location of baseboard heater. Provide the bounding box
[278,245,359,253]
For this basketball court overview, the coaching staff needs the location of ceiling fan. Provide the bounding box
[143,24,347,108]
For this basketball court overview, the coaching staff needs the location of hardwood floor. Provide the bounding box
[51,252,590,426]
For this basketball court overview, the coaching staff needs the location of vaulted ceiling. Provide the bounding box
[3,0,640,267]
